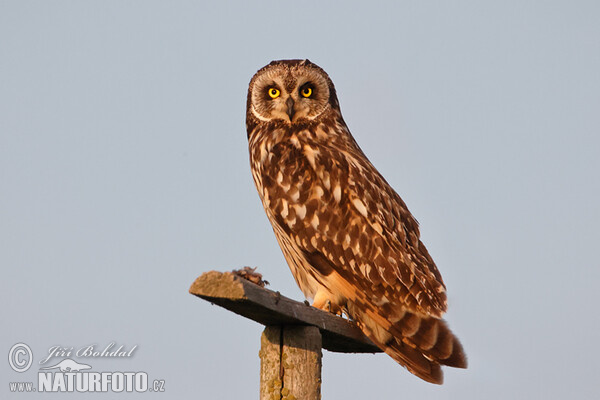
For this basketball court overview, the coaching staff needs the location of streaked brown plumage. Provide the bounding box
[246,59,467,384]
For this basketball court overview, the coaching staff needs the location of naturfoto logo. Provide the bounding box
[7,342,165,394]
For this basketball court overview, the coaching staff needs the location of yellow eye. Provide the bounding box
[301,87,313,98]
[268,88,280,99]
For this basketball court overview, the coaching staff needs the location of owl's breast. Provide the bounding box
[249,129,316,202]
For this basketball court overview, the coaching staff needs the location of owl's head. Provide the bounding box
[246,60,340,129]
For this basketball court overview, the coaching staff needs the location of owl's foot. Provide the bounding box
[312,290,343,316]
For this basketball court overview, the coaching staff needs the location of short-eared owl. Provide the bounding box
[246,59,466,384]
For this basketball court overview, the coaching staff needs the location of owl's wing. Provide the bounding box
[262,136,447,318]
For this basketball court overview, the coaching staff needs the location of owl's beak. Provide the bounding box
[286,97,295,120]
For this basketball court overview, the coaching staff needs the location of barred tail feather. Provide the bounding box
[357,307,467,384]
[383,337,443,384]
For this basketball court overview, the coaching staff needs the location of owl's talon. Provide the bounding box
[312,294,342,315]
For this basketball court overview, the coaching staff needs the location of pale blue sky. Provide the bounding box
[2,1,599,399]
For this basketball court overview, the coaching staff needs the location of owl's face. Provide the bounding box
[247,59,338,125]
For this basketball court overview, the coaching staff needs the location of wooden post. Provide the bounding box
[189,270,380,399]
[260,326,322,400]
[260,327,283,400]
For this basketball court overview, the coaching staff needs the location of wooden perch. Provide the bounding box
[189,270,380,353]
[260,325,322,400]
[189,270,381,399]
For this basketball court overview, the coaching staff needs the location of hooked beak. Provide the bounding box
[286,97,295,120]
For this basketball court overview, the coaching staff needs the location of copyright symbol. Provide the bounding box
[8,343,33,372]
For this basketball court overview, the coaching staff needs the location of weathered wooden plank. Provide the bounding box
[189,270,381,354]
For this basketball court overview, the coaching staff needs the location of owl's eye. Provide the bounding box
[268,88,280,99]
[300,86,313,98]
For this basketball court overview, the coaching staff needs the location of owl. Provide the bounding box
[246,59,466,384]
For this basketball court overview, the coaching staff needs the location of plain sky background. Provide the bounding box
[2,1,599,399]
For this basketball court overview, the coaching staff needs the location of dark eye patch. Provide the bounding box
[299,82,315,97]
[261,82,281,100]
